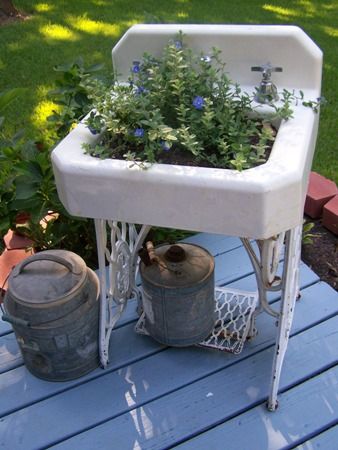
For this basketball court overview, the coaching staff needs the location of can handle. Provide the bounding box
[2,313,30,327]
[12,254,81,277]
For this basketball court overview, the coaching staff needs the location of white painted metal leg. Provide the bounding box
[241,225,302,410]
[94,219,151,368]
[267,225,302,411]
[94,219,110,368]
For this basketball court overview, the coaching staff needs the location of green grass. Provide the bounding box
[1,0,337,182]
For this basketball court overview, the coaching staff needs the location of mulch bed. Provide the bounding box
[302,216,338,291]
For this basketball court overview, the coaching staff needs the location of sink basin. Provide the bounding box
[52,24,322,239]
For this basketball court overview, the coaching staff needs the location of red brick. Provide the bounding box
[304,172,338,218]
[3,229,34,250]
[323,195,338,236]
[0,247,35,295]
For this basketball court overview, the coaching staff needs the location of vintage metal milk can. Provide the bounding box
[3,250,100,381]
[139,242,215,346]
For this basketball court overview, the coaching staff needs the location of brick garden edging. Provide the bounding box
[0,230,34,297]
[305,171,338,235]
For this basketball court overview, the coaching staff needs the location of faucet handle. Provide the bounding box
[251,63,283,104]
[251,63,283,79]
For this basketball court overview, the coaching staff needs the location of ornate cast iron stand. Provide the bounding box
[94,219,302,411]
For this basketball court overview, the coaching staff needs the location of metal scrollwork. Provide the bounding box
[95,219,151,367]
[259,232,285,289]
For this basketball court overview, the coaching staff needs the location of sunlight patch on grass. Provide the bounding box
[32,99,59,130]
[177,12,188,18]
[322,26,338,38]
[296,0,316,16]
[69,16,121,37]
[321,3,336,11]
[35,3,53,12]
[40,24,79,41]
[92,0,109,5]
[7,41,23,51]
[324,63,334,71]
[262,4,299,17]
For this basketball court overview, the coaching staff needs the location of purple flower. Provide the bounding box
[192,96,205,110]
[161,140,171,151]
[174,40,182,50]
[134,128,145,138]
[132,61,140,73]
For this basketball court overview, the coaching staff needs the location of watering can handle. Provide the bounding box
[12,254,81,277]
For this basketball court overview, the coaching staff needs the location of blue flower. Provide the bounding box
[161,140,171,151]
[136,86,147,95]
[192,96,205,110]
[88,126,99,135]
[174,40,182,50]
[132,61,140,73]
[134,128,145,138]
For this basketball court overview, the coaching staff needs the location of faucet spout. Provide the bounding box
[251,63,283,104]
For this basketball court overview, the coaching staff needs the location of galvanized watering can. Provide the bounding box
[140,242,215,346]
[3,250,100,381]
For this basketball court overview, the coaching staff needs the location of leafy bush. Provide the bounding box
[47,57,106,139]
[0,66,103,265]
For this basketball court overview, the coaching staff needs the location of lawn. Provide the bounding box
[0,0,337,182]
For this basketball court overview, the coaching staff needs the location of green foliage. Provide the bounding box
[302,220,319,246]
[0,88,26,116]
[0,79,99,265]
[84,35,312,171]
[47,58,106,139]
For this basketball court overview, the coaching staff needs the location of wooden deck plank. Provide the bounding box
[183,233,243,256]
[0,259,319,376]
[294,424,338,450]
[175,365,338,450]
[0,232,335,450]
[1,314,337,450]
[47,317,338,450]
[0,277,334,418]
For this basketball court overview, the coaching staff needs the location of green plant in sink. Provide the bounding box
[84,33,320,171]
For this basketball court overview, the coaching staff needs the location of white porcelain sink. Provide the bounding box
[52,24,322,239]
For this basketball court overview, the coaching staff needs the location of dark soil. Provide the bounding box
[302,216,338,291]
[0,4,28,26]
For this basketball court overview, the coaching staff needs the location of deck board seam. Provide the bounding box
[288,420,338,450]
[26,327,338,446]
[44,351,338,449]
[169,364,338,450]
[0,285,336,417]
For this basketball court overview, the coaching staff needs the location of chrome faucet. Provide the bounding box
[251,63,283,104]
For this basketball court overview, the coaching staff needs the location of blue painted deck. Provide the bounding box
[0,233,337,450]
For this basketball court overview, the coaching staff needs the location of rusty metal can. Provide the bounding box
[140,243,215,346]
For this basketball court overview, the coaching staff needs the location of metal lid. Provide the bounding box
[140,243,214,288]
[7,250,87,305]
